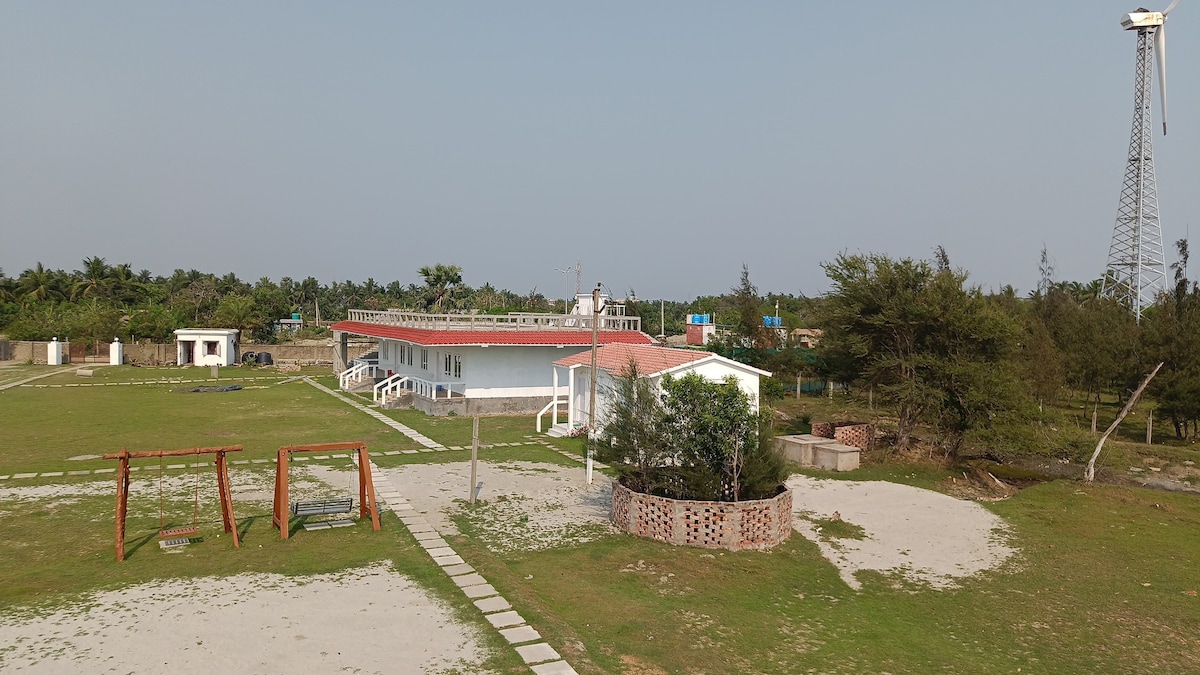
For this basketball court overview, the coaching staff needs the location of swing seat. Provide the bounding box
[291,497,354,517]
[159,525,199,539]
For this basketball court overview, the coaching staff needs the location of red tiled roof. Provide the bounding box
[553,343,713,376]
[330,321,655,347]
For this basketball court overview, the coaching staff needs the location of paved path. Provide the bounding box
[0,366,88,391]
[302,377,445,449]
[369,460,578,674]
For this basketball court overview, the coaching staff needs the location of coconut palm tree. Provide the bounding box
[17,263,66,304]
[70,256,113,301]
[418,264,463,311]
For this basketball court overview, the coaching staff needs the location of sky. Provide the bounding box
[2,2,1198,301]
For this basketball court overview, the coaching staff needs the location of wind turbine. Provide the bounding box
[1101,1,1181,320]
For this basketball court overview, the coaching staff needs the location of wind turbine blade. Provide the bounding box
[1155,26,1169,134]
[1163,0,1181,16]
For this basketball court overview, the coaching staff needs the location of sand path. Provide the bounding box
[0,563,485,674]
[787,474,1017,589]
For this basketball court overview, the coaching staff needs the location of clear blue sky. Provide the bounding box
[2,1,1197,299]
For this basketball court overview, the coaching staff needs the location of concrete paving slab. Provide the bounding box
[432,554,465,566]
[40,472,63,477]
[516,643,560,664]
[426,546,457,558]
[473,596,511,613]
[485,611,524,629]
[67,470,91,476]
[13,473,37,479]
[460,583,497,598]
[413,530,442,541]
[419,538,449,550]
[530,661,578,675]
[401,449,420,454]
[451,573,487,588]
[499,625,541,644]
[441,563,474,576]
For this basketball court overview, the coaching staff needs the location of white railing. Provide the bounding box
[374,374,409,406]
[338,358,377,390]
[345,309,641,332]
[536,396,568,433]
[368,373,466,402]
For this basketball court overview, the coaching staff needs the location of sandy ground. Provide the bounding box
[0,474,487,674]
[787,474,1017,590]
[377,461,614,553]
[0,563,486,674]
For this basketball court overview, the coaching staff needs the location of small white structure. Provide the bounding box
[174,329,239,367]
[541,343,770,436]
[109,338,124,366]
[47,338,64,366]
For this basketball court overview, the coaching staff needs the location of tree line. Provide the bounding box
[0,260,560,344]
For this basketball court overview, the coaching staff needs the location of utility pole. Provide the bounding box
[587,283,602,484]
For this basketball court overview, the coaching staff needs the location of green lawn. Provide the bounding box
[449,477,1200,674]
[0,378,423,473]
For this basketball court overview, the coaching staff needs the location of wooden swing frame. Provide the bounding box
[104,446,242,562]
[271,442,381,540]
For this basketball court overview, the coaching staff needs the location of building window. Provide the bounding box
[381,341,389,360]
[420,348,428,370]
[407,345,413,366]
[396,343,404,365]
[442,353,462,378]
[204,341,219,356]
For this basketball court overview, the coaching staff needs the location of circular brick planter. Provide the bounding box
[610,480,792,551]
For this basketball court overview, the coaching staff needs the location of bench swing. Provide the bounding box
[103,446,243,562]
[271,442,381,540]
[158,452,201,539]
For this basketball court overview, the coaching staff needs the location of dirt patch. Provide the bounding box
[378,461,615,552]
[787,475,1016,590]
[0,563,486,673]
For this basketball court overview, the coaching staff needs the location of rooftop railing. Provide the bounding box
[345,309,641,332]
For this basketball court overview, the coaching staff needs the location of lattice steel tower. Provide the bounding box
[1102,4,1180,320]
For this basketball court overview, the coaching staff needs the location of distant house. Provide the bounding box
[791,328,823,349]
[175,329,239,367]
[542,343,771,436]
[329,294,654,416]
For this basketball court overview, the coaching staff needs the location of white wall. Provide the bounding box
[375,339,590,399]
[176,331,238,367]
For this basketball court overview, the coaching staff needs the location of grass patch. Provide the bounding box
[0,380,422,473]
[808,516,866,541]
[446,477,1200,674]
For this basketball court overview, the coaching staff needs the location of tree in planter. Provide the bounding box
[596,360,670,495]
[598,367,787,502]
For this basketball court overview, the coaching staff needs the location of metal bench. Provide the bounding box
[290,497,354,517]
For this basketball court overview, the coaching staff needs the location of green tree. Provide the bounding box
[16,263,66,304]
[417,264,464,311]
[817,252,1020,453]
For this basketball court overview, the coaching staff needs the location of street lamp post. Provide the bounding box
[554,267,572,316]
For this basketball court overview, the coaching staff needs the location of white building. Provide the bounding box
[330,294,654,416]
[541,343,771,436]
[174,329,240,367]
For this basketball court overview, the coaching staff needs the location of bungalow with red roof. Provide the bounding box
[330,294,655,416]
[540,343,771,437]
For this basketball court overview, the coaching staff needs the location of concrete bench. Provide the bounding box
[772,434,828,466]
[813,442,861,472]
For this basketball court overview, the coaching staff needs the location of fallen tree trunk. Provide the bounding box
[1084,362,1163,484]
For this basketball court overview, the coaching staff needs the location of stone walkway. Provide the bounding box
[0,365,88,391]
[370,461,578,674]
[302,377,444,450]
[18,374,291,389]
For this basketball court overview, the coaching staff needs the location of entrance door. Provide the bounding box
[180,340,195,365]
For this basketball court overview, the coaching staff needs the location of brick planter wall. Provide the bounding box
[811,421,875,451]
[833,424,875,451]
[610,480,792,551]
[810,421,835,438]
